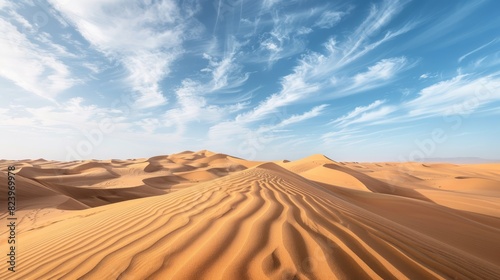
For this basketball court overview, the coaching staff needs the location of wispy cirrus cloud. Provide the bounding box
[258,104,328,133]
[331,72,500,130]
[49,0,200,108]
[235,59,321,124]
[353,57,407,85]
[0,0,10,9]
[347,105,396,125]
[208,0,412,148]
[275,0,413,95]
[331,99,396,128]
[405,73,500,117]
[403,0,487,50]
[158,39,251,136]
[255,10,316,66]
[325,71,500,140]
[202,47,249,92]
[262,0,283,10]
[338,0,411,64]
[0,14,77,100]
[346,57,409,93]
[240,4,351,66]
[458,38,499,63]
[314,10,349,29]
[0,97,122,133]
[160,89,249,138]
[332,100,385,125]
[321,127,364,146]
[162,78,248,133]
[419,73,438,80]
[207,103,329,158]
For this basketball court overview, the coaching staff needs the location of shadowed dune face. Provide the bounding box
[1,152,500,279]
[0,151,255,211]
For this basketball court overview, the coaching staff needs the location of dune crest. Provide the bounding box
[1,152,499,279]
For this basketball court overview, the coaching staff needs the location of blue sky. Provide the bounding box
[1,0,499,162]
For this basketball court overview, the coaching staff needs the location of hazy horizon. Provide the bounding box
[2,150,499,165]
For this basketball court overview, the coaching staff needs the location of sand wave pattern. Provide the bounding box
[1,151,500,279]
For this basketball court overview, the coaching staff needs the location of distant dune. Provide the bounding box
[421,157,500,164]
[1,151,500,279]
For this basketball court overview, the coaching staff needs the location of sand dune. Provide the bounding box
[1,151,499,279]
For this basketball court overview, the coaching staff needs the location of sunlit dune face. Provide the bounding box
[1,151,499,279]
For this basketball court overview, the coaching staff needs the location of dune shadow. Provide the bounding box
[322,164,434,203]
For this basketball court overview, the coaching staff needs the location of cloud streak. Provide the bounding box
[405,73,500,117]
[1,0,499,161]
[207,0,412,149]
[347,57,408,93]
[258,104,328,133]
[458,38,499,63]
[314,10,348,29]
[0,17,77,100]
[332,100,396,128]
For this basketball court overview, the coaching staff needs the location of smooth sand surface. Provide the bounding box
[1,151,499,279]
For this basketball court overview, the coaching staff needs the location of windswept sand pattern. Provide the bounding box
[1,151,500,279]
[0,150,258,234]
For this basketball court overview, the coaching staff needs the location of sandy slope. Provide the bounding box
[1,151,499,279]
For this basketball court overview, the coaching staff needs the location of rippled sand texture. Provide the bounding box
[1,151,499,279]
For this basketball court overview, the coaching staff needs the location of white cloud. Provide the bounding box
[161,78,248,138]
[0,0,10,9]
[332,100,385,125]
[134,118,161,134]
[262,40,281,52]
[321,127,364,146]
[405,73,500,117]
[404,0,487,49]
[314,10,347,29]
[164,79,206,122]
[0,97,125,137]
[7,8,32,31]
[26,97,111,128]
[0,108,37,127]
[208,0,411,143]
[49,0,196,108]
[297,27,313,35]
[122,52,175,108]
[234,59,321,124]
[262,0,282,9]
[321,128,360,140]
[0,18,77,100]
[419,72,438,80]
[458,38,499,63]
[202,46,249,92]
[158,41,250,136]
[211,55,234,90]
[331,99,396,128]
[339,22,414,68]
[266,2,412,97]
[340,0,410,64]
[252,0,411,71]
[352,57,407,88]
[258,104,328,133]
[279,104,328,127]
[207,104,328,159]
[35,32,77,58]
[252,8,319,66]
[82,62,101,74]
[348,105,396,125]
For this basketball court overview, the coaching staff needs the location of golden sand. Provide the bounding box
[1,151,499,279]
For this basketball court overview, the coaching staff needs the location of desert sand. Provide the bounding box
[1,150,500,279]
